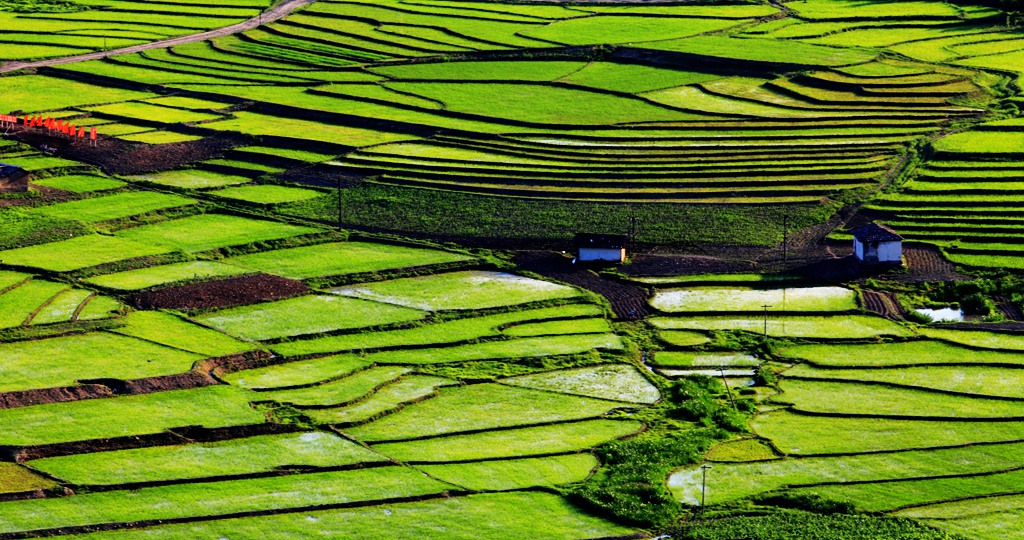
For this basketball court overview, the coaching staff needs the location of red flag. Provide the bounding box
[78,127,85,138]
[90,127,97,140]
[23,116,29,126]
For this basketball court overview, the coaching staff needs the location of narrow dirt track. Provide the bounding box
[0,0,316,74]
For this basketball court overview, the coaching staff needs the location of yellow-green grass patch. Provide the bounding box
[207,184,324,204]
[114,214,319,253]
[30,431,384,485]
[29,191,196,223]
[501,364,660,404]
[345,383,630,442]
[223,241,472,280]
[84,260,251,290]
[194,294,426,341]
[0,331,201,393]
[0,235,170,272]
[373,418,643,462]
[330,270,579,311]
[418,454,598,491]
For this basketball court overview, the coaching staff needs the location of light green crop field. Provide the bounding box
[373,419,644,462]
[61,491,634,540]
[650,314,913,338]
[31,175,126,193]
[256,366,411,407]
[223,241,472,279]
[672,440,1024,505]
[29,191,196,223]
[787,364,1024,398]
[0,463,55,494]
[776,379,1024,418]
[753,410,1024,454]
[29,289,93,325]
[780,340,1024,367]
[501,317,611,337]
[0,235,170,272]
[0,386,263,446]
[501,364,660,404]
[111,311,253,357]
[344,383,627,442]
[0,279,69,328]
[207,184,324,204]
[195,294,426,340]
[330,271,580,311]
[129,169,252,189]
[115,214,319,253]
[653,351,760,368]
[30,431,384,485]
[650,286,858,312]
[419,454,598,491]
[0,467,449,534]
[918,328,1024,351]
[270,303,604,357]
[85,260,251,290]
[224,354,372,389]
[4,0,1024,536]
[0,331,201,393]
[358,333,623,365]
[306,375,457,424]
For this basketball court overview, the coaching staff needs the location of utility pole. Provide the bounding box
[337,176,343,231]
[719,368,735,409]
[761,303,770,338]
[700,464,712,511]
[782,214,789,265]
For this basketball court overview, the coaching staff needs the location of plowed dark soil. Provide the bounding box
[130,274,309,311]
[514,251,651,320]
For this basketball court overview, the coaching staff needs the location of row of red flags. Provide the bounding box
[3,114,98,141]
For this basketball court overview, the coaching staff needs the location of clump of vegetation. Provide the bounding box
[669,509,959,540]
[571,374,751,527]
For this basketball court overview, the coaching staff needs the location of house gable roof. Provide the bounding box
[851,223,903,243]
[0,163,25,179]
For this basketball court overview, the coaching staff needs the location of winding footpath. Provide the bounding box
[0,0,316,75]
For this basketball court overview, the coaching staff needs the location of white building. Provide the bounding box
[574,233,627,263]
[851,223,903,266]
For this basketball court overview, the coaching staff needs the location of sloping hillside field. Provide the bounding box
[2,0,1024,537]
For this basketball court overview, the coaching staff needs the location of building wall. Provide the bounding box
[0,173,29,193]
[579,247,625,262]
[853,238,865,260]
[878,241,902,263]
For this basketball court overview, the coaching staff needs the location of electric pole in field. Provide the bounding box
[700,464,712,512]
[783,213,789,265]
[761,304,772,337]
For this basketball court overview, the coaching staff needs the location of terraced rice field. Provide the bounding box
[4,0,1024,537]
[659,281,1024,539]
[0,0,1014,247]
[0,192,646,538]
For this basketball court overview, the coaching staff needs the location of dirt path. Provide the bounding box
[0,0,316,75]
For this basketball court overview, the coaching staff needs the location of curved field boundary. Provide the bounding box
[0,0,318,75]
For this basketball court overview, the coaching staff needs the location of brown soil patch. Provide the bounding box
[515,251,651,320]
[861,290,905,320]
[130,273,310,311]
[622,254,755,276]
[9,128,247,176]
